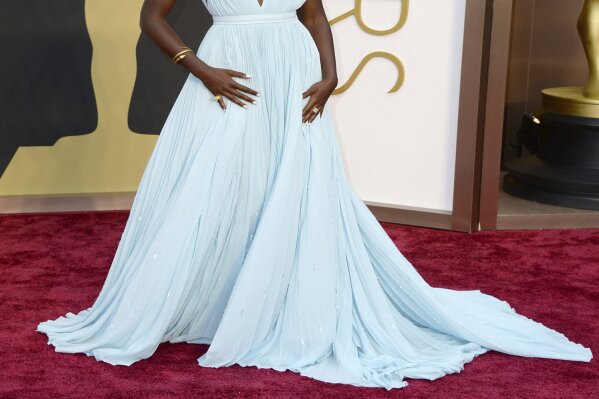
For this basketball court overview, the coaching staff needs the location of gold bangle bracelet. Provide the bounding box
[172,48,193,64]
[172,49,192,63]
[174,53,190,64]
[173,50,193,64]
[171,49,188,60]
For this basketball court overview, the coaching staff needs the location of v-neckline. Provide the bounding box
[257,0,264,7]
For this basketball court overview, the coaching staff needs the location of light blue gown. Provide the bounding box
[37,0,592,389]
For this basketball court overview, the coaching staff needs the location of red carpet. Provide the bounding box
[0,210,597,398]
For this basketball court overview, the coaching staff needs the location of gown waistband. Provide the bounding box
[212,11,298,25]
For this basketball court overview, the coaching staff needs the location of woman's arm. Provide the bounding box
[298,0,338,123]
[139,0,258,110]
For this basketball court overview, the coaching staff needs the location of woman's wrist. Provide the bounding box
[322,75,338,90]
[322,75,338,85]
[180,56,211,79]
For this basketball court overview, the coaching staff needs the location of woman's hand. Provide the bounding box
[301,77,337,123]
[139,0,259,111]
[193,65,260,111]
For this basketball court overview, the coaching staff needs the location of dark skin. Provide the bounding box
[139,0,337,123]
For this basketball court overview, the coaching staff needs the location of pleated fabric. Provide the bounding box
[37,0,592,389]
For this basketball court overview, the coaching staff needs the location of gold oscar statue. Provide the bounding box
[542,0,599,117]
[504,0,599,210]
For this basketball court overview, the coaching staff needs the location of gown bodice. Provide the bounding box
[201,0,307,17]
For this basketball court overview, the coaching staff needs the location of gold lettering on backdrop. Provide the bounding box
[329,0,409,35]
[334,52,404,95]
[330,0,408,95]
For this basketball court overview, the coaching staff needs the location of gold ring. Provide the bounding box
[312,107,319,113]
[214,95,222,101]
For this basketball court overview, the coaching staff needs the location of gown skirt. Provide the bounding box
[37,0,592,390]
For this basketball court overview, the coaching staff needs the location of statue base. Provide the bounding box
[542,87,599,118]
[503,157,599,210]
[503,93,599,210]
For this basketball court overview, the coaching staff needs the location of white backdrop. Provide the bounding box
[324,0,467,212]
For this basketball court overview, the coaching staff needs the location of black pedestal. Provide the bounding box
[503,112,599,210]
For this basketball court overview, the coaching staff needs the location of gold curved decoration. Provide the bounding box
[333,51,405,95]
[329,0,409,36]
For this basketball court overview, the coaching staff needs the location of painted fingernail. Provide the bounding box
[256,92,261,97]
[252,100,257,104]
[245,74,252,78]
[243,104,248,108]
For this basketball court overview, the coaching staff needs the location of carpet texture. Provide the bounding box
[0,210,596,398]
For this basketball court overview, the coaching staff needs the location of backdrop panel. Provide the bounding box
[0,0,466,214]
